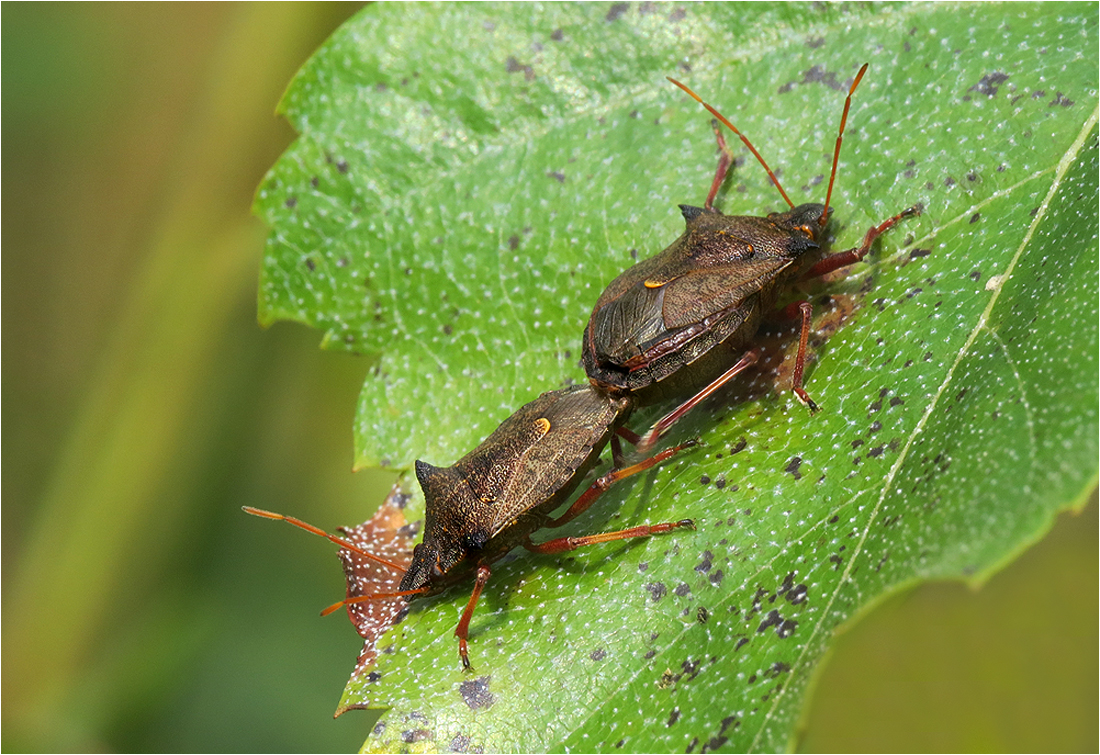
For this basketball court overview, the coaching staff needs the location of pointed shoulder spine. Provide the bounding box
[414,458,442,487]
[679,204,705,222]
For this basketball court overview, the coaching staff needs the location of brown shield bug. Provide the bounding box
[247,384,693,669]
[583,63,921,448]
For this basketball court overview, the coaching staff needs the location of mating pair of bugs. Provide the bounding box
[248,63,920,670]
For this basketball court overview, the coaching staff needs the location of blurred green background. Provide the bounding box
[2,4,1095,752]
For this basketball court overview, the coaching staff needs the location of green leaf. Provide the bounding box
[256,3,1098,752]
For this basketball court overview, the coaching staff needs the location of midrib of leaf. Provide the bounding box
[751,101,1100,752]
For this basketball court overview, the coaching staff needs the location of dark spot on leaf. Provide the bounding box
[697,606,709,623]
[645,582,668,601]
[550,28,563,41]
[735,637,749,651]
[458,677,494,710]
[785,456,803,480]
[668,707,681,727]
[695,551,713,573]
[778,572,795,595]
[1049,92,1074,107]
[605,2,629,21]
[508,235,520,250]
[970,269,982,282]
[731,438,747,454]
[366,671,381,683]
[805,36,825,48]
[699,475,711,486]
[674,582,692,597]
[702,735,729,753]
[590,648,607,662]
[505,56,535,82]
[970,212,981,224]
[968,71,1009,97]
[310,176,319,188]
[909,247,932,260]
[767,661,791,679]
[669,7,686,22]
[686,736,699,753]
[870,420,882,432]
[638,561,649,572]
[547,170,566,184]
[869,446,885,458]
[401,729,432,744]
[337,160,348,174]
[285,196,297,209]
[786,583,808,605]
[615,739,625,749]
[304,258,315,272]
[778,65,846,94]
[944,176,956,187]
[449,734,473,753]
[715,475,726,490]
[644,649,656,659]
[709,569,724,586]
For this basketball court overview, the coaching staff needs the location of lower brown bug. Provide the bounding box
[247,384,694,669]
[582,63,922,449]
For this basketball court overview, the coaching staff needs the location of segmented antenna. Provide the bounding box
[667,76,795,209]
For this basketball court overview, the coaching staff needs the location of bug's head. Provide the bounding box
[399,540,444,592]
[402,459,490,593]
[768,202,833,251]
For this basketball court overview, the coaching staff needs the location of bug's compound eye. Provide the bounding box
[796,224,816,239]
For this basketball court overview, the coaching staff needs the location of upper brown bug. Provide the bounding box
[582,63,921,448]
[247,384,693,669]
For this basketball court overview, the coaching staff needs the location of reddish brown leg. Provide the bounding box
[637,349,761,452]
[455,564,492,670]
[539,442,694,531]
[790,301,819,412]
[704,119,735,211]
[615,425,643,446]
[525,519,695,556]
[802,205,922,279]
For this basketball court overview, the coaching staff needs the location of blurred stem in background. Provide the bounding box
[2,4,1095,753]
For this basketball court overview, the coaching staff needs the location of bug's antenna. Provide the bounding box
[243,506,408,573]
[320,587,428,617]
[668,76,796,209]
[820,63,869,226]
